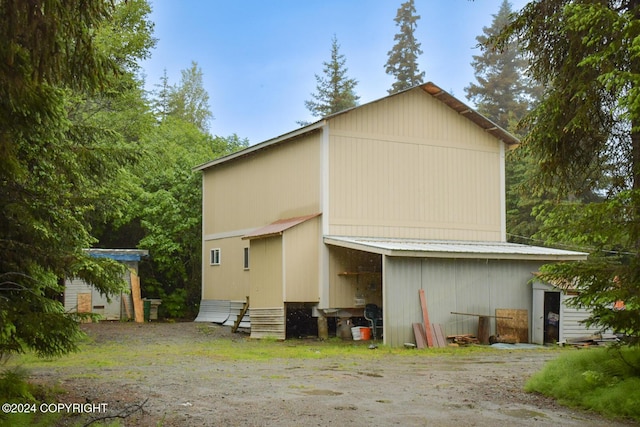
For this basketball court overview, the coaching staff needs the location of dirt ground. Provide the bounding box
[22,322,637,426]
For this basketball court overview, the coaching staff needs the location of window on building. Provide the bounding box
[210,248,221,265]
[243,247,250,270]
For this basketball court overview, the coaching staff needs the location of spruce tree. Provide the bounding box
[465,0,537,130]
[304,35,359,118]
[495,0,640,343]
[385,0,425,94]
[465,0,544,244]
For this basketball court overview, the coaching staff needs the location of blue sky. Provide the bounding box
[141,0,529,144]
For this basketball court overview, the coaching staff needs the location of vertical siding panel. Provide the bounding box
[204,132,321,236]
[384,257,422,347]
[327,87,504,240]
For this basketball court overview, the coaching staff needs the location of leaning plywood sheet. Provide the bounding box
[496,309,528,343]
[77,293,92,313]
[432,324,447,348]
[412,323,426,349]
[194,300,230,324]
[130,270,144,323]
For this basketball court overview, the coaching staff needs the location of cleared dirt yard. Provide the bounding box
[17,322,638,426]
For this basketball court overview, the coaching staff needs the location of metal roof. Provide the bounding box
[324,236,588,261]
[242,214,321,240]
[85,248,149,262]
[194,82,519,172]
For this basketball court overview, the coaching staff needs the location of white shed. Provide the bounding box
[531,280,607,345]
[64,249,148,320]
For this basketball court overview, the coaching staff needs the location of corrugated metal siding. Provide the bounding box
[384,256,543,347]
[561,295,605,340]
[327,88,502,241]
[223,300,250,328]
[250,307,285,340]
[194,300,230,323]
[383,257,422,347]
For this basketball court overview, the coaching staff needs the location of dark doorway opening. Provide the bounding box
[543,291,560,344]
[285,304,318,339]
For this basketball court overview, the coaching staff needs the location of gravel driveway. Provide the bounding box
[22,322,636,426]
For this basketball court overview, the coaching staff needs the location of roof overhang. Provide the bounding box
[420,82,520,147]
[324,236,588,261]
[193,82,520,173]
[243,213,321,240]
[193,122,325,171]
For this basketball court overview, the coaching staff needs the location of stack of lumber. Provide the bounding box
[413,290,448,348]
[565,333,619,347]
[447,334,479,346]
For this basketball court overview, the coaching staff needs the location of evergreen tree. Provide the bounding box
[153,69,171,122]
[465,0,538,130]
[304,35,359,118]
[0,0,155,359]
[466,0,544,244]
[495,0,640,343]
[385,0,425,94]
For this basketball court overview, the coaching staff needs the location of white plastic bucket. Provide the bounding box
[351,326,362,340]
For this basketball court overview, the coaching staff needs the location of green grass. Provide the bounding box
[525,346,640,422]
[7,332,508,371]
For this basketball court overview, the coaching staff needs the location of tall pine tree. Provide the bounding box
[465,0,537,130]
[385,0,425,94]
[304,35,359,118]
[466,0,544,244]
[495,0,640,343]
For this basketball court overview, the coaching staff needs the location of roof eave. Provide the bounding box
[421,82,520,147]
[193,120,326,172]
[323,237,588,261]
[382,250,587,261]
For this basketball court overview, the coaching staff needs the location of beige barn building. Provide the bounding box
[195,83,587,347]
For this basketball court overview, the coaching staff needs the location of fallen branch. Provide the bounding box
[82,398,149,427]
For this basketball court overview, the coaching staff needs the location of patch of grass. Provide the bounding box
[525,346,640,422]
[8,331,549,371]
[0,367,64,427]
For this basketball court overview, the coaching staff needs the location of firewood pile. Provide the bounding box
[446,334,479,346]
[564,333,619,347]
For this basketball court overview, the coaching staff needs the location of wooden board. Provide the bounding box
[413,323,427,349]
[130,270,144,323]
[122,293,132,320]
[478,316,490,344]
[419,289,434,347]
[77,293,92,313]
[77,293,92,323]
[496,309,528,343]
[432,323,447,348]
